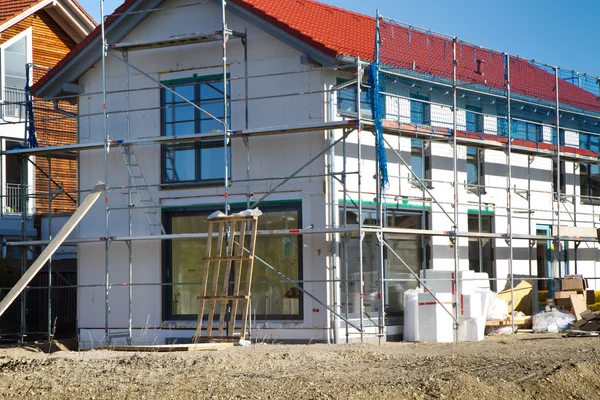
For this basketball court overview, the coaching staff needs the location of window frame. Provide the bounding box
[0,28,32,121]
[409,92,430,125]
[467,212,496,291]
[1,138,34,216]
[160,74,231,187]
[410,139,432,189]
[466,146,486,195]
[580,163,600,205]
[552,159,566,199]
[162,202,304,322]
[465,105,483,133]
[336,77,372,119]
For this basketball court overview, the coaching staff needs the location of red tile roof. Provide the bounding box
[0,0,95,27]
[0,0,44,25]
[32,0,600,114]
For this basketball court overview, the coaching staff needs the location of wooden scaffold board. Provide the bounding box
[193,214,258,343]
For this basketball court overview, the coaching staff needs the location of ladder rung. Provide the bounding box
[204,256,253,262]
[197,295,249,300]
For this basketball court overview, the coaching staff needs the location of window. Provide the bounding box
[341,207,428,322]
[163,203,302,320]
[580,164,600,203]
[466,147,485,193]
[552,159,566,197]
[1,31,29,120]
[466,105,483,133]
[2,140,30,215]
[337,78,371,118]
[468,213,494,290]
[579,133,600,203]
[410,139,431,187]
[161,75,231,185]
[498,118,542,141]
[410,93,430,125]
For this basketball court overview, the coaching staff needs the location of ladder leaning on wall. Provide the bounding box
[194,213,259,343]
[120,144,165,235]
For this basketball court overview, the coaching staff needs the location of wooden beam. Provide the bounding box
[0,181,104,318]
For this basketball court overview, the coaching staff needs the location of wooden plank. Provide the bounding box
[204,256,253,262]
[0,182,104,318]
[229,220,248,330]
[194,336,241,343]
[197,295,249,300]
[104,343,234,352]
[570,294,588,321]
[206,221,225,337]
[217,220,237,336]
[485,316,532,326]
[240,217,259,339]
[194,221,214,341]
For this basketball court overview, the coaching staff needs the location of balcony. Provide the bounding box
[4,183,27,215]
[2,87,26,120]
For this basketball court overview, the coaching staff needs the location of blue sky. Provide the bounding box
[78,0,600,76]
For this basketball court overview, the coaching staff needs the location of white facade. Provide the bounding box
[71,0,600,346]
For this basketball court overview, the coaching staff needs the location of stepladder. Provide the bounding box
[194,213,259,343]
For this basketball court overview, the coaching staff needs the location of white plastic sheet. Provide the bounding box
[532,310,575,333]
[403,288,422,342]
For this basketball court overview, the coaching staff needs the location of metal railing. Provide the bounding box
[4,183,27,214]
[2,87,26,120]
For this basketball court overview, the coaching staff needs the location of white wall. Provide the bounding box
[76,0,333,344]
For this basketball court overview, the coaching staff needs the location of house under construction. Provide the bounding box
[2,0,600,345]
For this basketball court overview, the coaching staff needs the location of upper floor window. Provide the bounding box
[579,132,600,204]
[337,78,371,118]
[498,118,542,141]
[466,105,483,133]
[161,75,230,185]
[410,139,431,188]
[466,146,485,194]
[410,93,430,125]
[1,31,30,120]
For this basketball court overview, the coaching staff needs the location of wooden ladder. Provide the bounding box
[194,214,258,342]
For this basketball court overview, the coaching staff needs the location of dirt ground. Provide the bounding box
[0,334,599,399]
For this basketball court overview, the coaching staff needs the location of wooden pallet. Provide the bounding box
[485,316,532,327]
[193,214,258,343]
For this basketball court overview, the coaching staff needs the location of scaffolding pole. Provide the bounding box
[506,54,515,334]
[452,37,459,342]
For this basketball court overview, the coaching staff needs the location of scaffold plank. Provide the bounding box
[0,182,105,319]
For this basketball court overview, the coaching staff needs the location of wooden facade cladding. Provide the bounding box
[1,10,78,216]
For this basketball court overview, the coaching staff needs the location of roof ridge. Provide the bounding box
[301,0,374,21]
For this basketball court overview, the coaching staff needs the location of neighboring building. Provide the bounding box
[31,0,600,345]
[0,0,95,337]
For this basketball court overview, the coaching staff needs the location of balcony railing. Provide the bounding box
[4,183,27,214]
[2,87,26,120]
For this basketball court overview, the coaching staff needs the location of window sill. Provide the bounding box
[160,180,231,191]
[409,179,433,190]
[580,199,600,206]
[466,186,487,196]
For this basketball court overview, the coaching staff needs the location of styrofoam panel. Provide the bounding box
[417,293,454,343]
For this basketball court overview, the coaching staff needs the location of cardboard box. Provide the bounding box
[554,298,572,307]
[554,290,580,299]
[562,277,586,292]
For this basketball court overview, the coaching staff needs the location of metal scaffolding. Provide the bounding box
[2,0,600,345]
